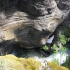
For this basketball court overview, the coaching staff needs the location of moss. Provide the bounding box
[0,54,41,70]
[47,62,68,70]
[5,54,18,60]
[19,58,41,70]
[47,62,58,70]
[58,66,68,70]
[0,54,68,70]
[0,55,25,70]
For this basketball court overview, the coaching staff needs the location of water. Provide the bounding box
[12,45,70,66]
[11,42,70,69]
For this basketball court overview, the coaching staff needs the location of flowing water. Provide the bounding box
[11,43,70,69]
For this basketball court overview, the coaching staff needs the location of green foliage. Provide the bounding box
[51,44,58,53]
[59,27,70,45]
[59,33,67,44]
[43,44,67,53]
[43,45,49,50]
[43,27,70,53]
[60,45,67,52]
[59,33,70,44]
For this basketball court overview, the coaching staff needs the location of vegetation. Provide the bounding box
[47,62,68,70]
[59,27,70,44]
[43,45,49,51]
[0,54,41,70]
[42,26,70,69]
[0,54,68,70]
[43,26,70,52]
[59,33,70,45]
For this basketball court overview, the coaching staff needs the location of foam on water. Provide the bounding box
[34,48,70,65]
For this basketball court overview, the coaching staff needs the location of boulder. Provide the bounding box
[0,0,70,49]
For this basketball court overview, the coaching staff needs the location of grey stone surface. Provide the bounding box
[0,0,70,49]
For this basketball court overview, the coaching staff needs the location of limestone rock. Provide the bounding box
[0,0,70,48]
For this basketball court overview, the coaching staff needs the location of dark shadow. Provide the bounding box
[0,39,50,57]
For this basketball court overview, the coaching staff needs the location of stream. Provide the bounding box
[10,36,70,69]
[11,43,70,69]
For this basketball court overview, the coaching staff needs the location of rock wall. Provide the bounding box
[0,0,70,50]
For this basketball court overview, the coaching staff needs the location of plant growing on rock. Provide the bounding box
[0,54,68,70]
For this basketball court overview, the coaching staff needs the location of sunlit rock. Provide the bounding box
[0,0,70,49]
[0,54,68,70]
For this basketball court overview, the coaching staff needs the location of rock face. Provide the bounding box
[0,0,70,49]
[51,12,70,48]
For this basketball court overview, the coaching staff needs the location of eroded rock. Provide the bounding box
[0,0,70,49]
